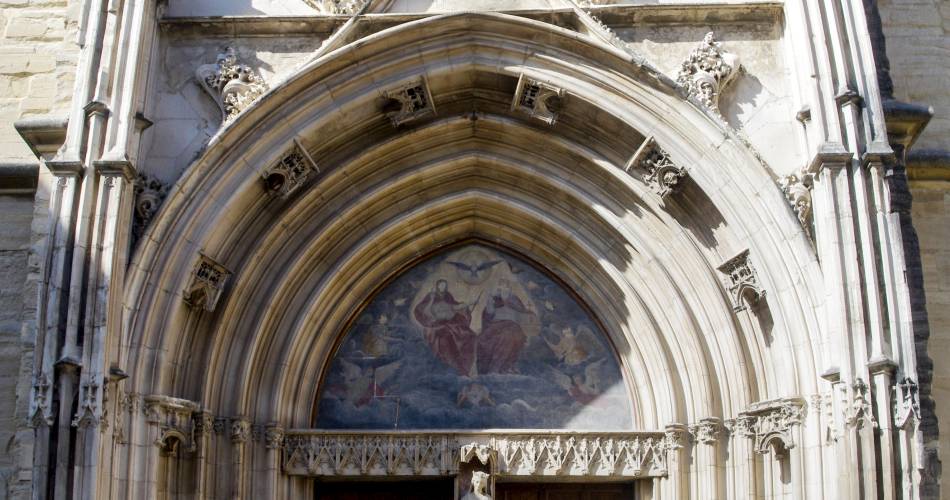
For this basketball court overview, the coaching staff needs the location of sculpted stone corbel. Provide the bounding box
[779,173,813,236]
[383,77,436,127]
[29,373,53,428]
[737,398,806,456]
[230,417,251,444]
[183,254,231,313]
[894,378,921,430]
[511,74,565,125]
[262,141,319,198]
[196,47,269,123]
[265,425,285,450]
[690,417,722,445]
[846,378,877,430]
[718,250,766,312]
[143,395,200,455]
[72,379,101,429]
[133,173,168,242]
[625,136,688,199]
[676,32,741,115]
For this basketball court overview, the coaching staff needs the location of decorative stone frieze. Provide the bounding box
[846,378,876,430]
[625,136,688,199]
[143,395,200,455]
[196,47,269,123]
[183,254,231,313]
[263,142,319,198]
[718,250,766,311]
[894,378,920,430]
[689,417,722,445]
[302,0,364,14]
[676,32,741,115]
[511,74,565,125]
[133,173,168,241]
[737,398,806,455]
[283,431,672,478]
[779,174,812,235]
[29,373,52,428]
[383,78,436,127]
[72,380,101,429]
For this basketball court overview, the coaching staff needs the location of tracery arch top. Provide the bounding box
[315,243,633,430]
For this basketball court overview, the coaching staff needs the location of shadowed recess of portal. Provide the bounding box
[315,244,633,430]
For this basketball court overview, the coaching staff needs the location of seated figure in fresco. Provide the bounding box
[413,279,479,377]
[477,279,536,374]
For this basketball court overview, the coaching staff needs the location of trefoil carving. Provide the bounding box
[263,141,319,198]
[196,47,269,123]
[511,74,565,125]
[738,398,806,456]
[183,254,231,313]
[625,136,688,199]
[383,77,436,127]
[718,250,766,312]
[779,174,813,236]
[676,32,741,115]
[894,378,920,430]
[133,173,168,242]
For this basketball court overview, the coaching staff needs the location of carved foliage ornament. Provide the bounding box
[183,254,231,313]
[846,378,877,430]
[383,77,436,127]
[625,136,688,199]
[196,47,268,123]
[676,32,741,114]
[133,173,168,241]
[302,0,365,14]
[718,250,766,312]
[689,418,722,445]
[779,174,813,235]
[512,74,565,125]
[263,142,319,198]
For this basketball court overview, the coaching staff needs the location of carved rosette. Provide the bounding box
[144,395,200,455]
[196,47,269,123]
[302,0,365,14]
[737,398,806,456]
[383,77,436,127]
[676,32,741,115]
[626,136,688,198]
[779,174,813,235]
[511,74,565,125]
[29,373,53,428]
[133,173,168,241]
[894,378,921,430]
[718,250,766,312]
[183,254,231,313]
[262,143,319,198]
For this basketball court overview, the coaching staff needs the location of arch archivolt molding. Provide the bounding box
[116,11,827,495]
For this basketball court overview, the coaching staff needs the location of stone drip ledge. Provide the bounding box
[0,162,39,194]
[159,1,783,37]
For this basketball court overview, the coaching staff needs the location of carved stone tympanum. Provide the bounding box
[676,32,741,115]
[512,74,565,125]
[196,47,268,123]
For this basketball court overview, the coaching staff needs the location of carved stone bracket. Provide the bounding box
[689,418,722,445]
[894,378,921,430]
[262,141,319,198]
[283,431,672,479]
[383,77,436,127]
[737,398,806,456]
[29,373,53,428]
[511,74,565,125]
[676,32,741,115]
[196,47,268,123]
[779,173,813,236]
[143,395,199,455]
[133,173,168,242]
[625,136,688,199]
[183,254,231,312]
[718,250,766,311]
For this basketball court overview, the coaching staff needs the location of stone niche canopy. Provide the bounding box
[315,243,633,430]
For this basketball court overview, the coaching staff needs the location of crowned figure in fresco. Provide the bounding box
[477,279,538,374]
[413,278,480,377]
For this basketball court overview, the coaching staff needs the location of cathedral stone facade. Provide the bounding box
[0,0,948,499]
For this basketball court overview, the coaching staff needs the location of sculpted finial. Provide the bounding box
[676,32,741,115]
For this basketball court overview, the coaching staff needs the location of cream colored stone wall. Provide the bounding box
[0,1,77,498]
[878,0,950,151]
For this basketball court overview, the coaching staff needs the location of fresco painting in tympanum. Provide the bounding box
[315,244,632,429]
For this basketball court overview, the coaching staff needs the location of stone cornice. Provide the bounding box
[883,99,932,151]
[907,149,950,182]
[0,162,39,194]
[13,116,68,160]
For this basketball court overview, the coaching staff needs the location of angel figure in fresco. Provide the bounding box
[413,279,480,377]
[547,358,609,405]
[477,279,538,374]
[334,358,402,408]
[543,324,596,366]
